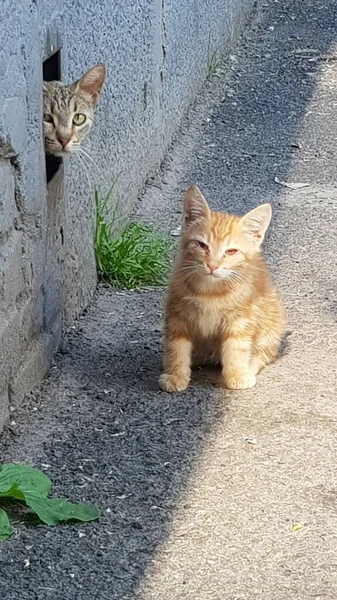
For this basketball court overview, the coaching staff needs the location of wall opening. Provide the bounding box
[43,50,62,184]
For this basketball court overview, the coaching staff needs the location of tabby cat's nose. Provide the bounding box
[57,136,71,149]
[207,263,216,273]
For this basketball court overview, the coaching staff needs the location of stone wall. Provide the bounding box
[0,0,254,430]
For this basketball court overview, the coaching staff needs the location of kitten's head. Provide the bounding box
[179,185,272,285]
[43,64,106,156]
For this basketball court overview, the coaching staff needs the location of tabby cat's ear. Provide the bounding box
[240,203,272,246]
[73,64,106,104]
[183,185,210,226]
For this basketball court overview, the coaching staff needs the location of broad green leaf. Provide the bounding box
[0,464,99,540]
[0,485,25,501]
[0,463,51,498]
[24,493,100,526]
[0,508,14,541]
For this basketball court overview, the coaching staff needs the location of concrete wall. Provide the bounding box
[0,0,254,430]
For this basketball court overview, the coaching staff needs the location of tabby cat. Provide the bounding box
[43,64,106,156]
[159,185,285,392]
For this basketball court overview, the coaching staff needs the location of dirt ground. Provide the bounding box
[1,0,337,598]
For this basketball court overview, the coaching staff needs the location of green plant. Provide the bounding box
[0,463,100,541]
[206,36,223,79]
[94,187,172,289]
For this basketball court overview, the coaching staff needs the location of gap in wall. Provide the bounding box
[43,50,62,184]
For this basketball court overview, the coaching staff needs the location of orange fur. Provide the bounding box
[159,186,285,392]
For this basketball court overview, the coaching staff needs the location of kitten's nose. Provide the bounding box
[57,136,71,149]
[207,263,216,273]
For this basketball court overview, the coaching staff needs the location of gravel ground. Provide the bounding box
[1,0,337,598]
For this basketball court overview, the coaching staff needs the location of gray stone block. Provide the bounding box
[2,98,28,155]
[0,161,17,235]
[0,231,26,312]
[0,387,9,433]
[8,341,52,408]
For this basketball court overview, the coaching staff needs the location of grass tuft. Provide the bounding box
[94,187,172,289]
[206,36,223,79]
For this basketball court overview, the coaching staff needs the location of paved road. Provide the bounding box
[1,1,337,598]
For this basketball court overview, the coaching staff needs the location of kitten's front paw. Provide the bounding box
[159,373,190,393]
[224,371,256,390]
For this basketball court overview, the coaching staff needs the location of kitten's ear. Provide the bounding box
[73,64,106,104]
[240,203,272,246]
[183,185,210,226]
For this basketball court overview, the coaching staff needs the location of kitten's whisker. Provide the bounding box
[224,272,245,287]
[247,265,265,273]
[230,276,245,286]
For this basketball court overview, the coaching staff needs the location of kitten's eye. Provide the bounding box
[195,240,209,250]
[73,113,86,126]
[226,248,238,256]
[44,114,54,123]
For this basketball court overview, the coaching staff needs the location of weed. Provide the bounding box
[94,186,172,289]
[206,36,223,79]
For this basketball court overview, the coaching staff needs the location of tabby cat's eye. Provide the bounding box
[73,113,86,126]
[195,240,209,250]
[44,114,54,123]
[226,248,238,255]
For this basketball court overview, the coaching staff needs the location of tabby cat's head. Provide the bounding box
[43,64,106,156]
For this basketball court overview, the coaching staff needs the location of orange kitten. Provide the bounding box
[159,185,285,392]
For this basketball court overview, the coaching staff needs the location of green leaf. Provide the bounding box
[0,463,51,499]
[0,508,14,541]
[0,464,99,540]
[23,494,100,526]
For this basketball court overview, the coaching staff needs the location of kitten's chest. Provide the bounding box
[185,296,227,339]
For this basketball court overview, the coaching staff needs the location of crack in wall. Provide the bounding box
[159,0,167,143]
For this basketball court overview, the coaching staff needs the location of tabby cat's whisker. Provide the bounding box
[78,148,102,175]
[179,266,204,276]
[76,152,92,188]
[180,263,203,271]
